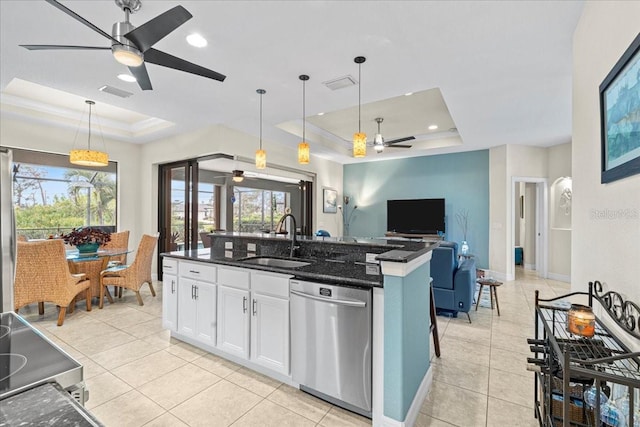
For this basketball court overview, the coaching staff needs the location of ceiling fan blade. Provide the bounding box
[144,48,226,82]
[124,5,192,53]
[20,44,111,50]
[128,64,153,91]
[385,136,416,145]
[387,144,412,148]
[45,0,121,45]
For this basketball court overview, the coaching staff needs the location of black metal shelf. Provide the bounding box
[531,282,640,427]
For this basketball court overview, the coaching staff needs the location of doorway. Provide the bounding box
[511,177,548,280]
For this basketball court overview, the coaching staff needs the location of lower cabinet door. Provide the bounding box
[178,277,197,338]
[217,285,250,359]
[195,282,216,346]
[250,293,289,375]
[162,273,178,331]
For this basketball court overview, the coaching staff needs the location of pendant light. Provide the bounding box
[298,74,310,164]
[255,89,267,169]
[353,56,367,158]
[69,100,109,167]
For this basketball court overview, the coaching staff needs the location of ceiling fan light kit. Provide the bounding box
[256,89,267,170]
[232,169,244,183]
[298,74,310,165]
[374,117,385,153]
[69,100,109,167]
[353,56,367,158]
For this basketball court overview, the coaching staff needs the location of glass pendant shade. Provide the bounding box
[69,149,109,167]
[298,142,310,164]
[69,100,108,167]
[353,132,367,158]
[255,149,266,169]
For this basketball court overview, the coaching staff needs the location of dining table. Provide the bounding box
[66,248,130,307]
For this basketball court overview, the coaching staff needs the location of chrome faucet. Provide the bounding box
[275,213,299,258]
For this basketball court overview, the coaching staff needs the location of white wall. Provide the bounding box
[547,143,572,281]
[490,144,548,280]
[0,117,143,245]
[572,1,640,351]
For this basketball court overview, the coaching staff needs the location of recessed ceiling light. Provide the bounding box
[428,124,438,130]
[117,73,137,83]
[186,33,207,48]
[404,92,413,96]
[317,112,325,116]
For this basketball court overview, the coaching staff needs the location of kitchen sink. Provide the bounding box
[240,257,311,268]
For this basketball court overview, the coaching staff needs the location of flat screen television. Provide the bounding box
[386,198,445,235]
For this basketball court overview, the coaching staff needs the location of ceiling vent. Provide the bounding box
[322,75,358,91]
[98,85,133,98]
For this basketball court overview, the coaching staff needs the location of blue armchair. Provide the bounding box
[431,241,476,322]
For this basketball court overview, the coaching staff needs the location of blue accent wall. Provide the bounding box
[383,261,430,421]
[343,150,490,268]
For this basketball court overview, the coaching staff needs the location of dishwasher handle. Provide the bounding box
[290,289,366,308]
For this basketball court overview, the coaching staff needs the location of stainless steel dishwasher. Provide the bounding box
[290,279,372,418]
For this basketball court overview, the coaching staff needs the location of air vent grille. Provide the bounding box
[322,75,358,91]
[98,85,133,98]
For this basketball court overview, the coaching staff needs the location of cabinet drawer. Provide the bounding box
[217,266,250,290]
[179,261,216,282]
[251,271,291,298]
[162,258,178,273]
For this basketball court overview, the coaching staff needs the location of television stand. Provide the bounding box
[385,232,444,241]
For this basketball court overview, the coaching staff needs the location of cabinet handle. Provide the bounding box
[195,285,198,300]
[171,280,175,294]
[191,285,195,300]
[252,299,257,316]
[243,296,247,313]
[189,270,200,274]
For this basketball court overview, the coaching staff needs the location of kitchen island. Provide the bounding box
[162,233,438,427]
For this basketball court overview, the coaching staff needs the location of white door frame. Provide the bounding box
[511,177,548,279]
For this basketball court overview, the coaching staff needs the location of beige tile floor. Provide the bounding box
[17,266,569,426]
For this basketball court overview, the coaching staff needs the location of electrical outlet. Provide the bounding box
[247,243,256,251]
[224,250,233,258]
[365,253,379,264]
[224,241,233,249]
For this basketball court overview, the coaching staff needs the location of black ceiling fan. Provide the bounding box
[20,0,226,91]
[371,117,414,153]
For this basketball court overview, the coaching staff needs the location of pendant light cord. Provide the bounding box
[302,79,306,141]
[87,102,92,150]
[358,62,361,133]
[259,92,263,150]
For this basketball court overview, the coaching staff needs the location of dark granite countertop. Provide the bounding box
[163,235,439,288]
[0,382,102,426]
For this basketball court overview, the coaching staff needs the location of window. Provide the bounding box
[233,187,288,232]
[11,149,117,239]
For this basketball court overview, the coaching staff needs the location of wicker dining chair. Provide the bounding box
[14,240,91,326]
[99,234,158,308]
[103,230,130,266]
[71,230,131,304]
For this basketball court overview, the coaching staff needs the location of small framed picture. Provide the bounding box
[323,188,338,213]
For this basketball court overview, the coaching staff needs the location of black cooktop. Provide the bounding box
[0,312,82,400]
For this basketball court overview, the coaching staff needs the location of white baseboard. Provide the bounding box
[547,272,571,283]
[376,366,434,427]
[524,263,536,271]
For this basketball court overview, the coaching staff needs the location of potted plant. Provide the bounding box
[61,227,111,253]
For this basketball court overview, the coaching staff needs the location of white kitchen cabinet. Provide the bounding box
[162,272,178,331]
[161,258,178,331]
[217,285,250,359]
[249,271,291,375]
[176,262,217,347]
[250,292,289,374]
